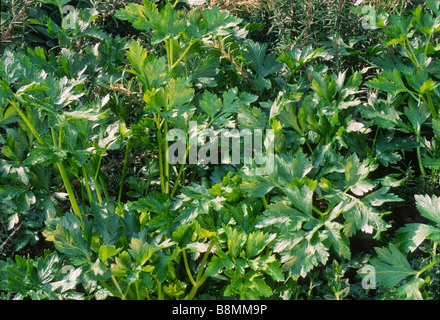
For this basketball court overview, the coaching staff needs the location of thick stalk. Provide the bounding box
[261,195,268,211]
[99,175,110,202]
[158,282,164,300]
[170,41,195,71]
[182,249,197,287]
[11,101,82,217]
[185,241,214,300]
[57,162,83,217]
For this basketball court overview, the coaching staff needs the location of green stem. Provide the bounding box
[99,175,110,202]
[404,39,421,69]
[170,41,195,72]
[158,282,164,300]
[164,121,169,194]
[170,146,189,197]
[186,241,214,300]
[166,39,172,70]
[10,101,82,218]
[422,32,433,68]
[416,125,427,177]
[312,205,325,218]
[426,93,437,120]
[118,139,130,202]
[416,256,439,278]
[10,101,43,143]
[111,275,125,299]
[169,38,174,68]
[370,126,380,158]
[94,154,103,181]
[84,162,103,204]
[182,249,197,287]
[58,161,83,217]
[82,166,93,204]
[154,113,166,193]
[99,280,121,299]
[402,41,419,69]
[135,281,142,300]
[304,136,314,155]
[196,242,214,283]
[93,175,103,204]
[58,125,63,148]
[261,195,268,211]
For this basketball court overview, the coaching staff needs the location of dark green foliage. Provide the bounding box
[0,0,439,300]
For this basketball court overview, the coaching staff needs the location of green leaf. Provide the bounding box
[279,235,329,279]
[224,226,247,259]
[344,154,377,196]
[36,253,60,285]
[311,72,334,105]
[98,245,121,262]
[128,238,155,266]
[205,252,234,277]
[150,2,186,43]
[246,231,276,258]
[242,40,283,91]
[325,221,351,260]
[342,189,394,238]
[199,7,242,36]
[284,185,313,216]
[404,99,430,130]
[239,175,277,198]
[394,277,424,300]
[110,251,132,277]
[237,104,266,129]
[367,69,408,95]
[369,244,417,287]
[279,45,327,71]
[265,260,284,281]
[252,278,272,297]
[115,2,158,31]
[199,91,222,119]
[159,77,194,111]
[394,223,440,253]
[52,224,90,260]
[414,194,440,224]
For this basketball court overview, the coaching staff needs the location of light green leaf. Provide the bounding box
[128,238,155,266]
[98,245,121,262]
[199,91,222,119]
[367,69,407,95]
[265,260,284,281]
[394,223,440,253]
[369,244,417,287]
[394,277,424,300]
[224,226,247,259]
[246,231,276,258]
[284,185,313,216]
[415,194,440,224]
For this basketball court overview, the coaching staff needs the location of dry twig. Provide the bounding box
[1,0,35,42]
